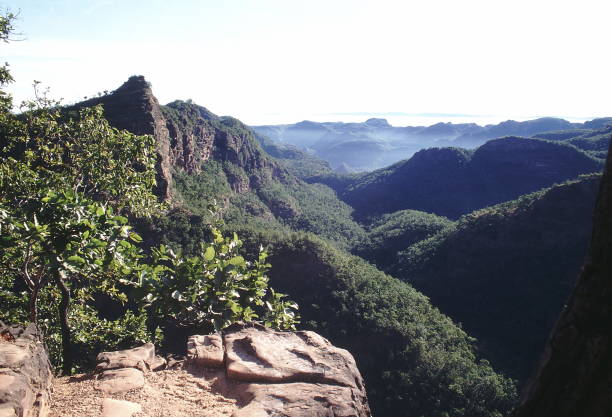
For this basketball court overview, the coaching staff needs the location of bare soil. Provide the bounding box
[49,366,239,417]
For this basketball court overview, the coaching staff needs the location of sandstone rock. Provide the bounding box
[0,405,17,417]
[224,322,363,389]
[96,368,145,394]
[96,343,156,372]
[187,334,224,368]
[101,398,142,417]
[215,322,371,417]
[233,382,370,417]
[0,324,52,417]
[149,355,167,372]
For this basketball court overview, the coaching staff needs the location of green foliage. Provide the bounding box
[228,231,517,417]
[354,209,454,269]
[138,227,299,333]
[0,85,160,372]
[393,175,601,381]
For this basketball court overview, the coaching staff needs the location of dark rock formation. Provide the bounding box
[77,76,173,200]
[188,322,371,417]
[77,77,289,201]
[514,141,612,416]
[0,323,53,417]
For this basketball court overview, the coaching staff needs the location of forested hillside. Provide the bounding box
[315,137,602,220]
[391,176,600,381]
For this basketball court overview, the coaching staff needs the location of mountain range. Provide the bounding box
[252,117,612,172]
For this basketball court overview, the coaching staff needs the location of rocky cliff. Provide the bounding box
[77,76,289,199]
[514,140,612,416]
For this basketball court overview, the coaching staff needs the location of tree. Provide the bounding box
[0,101,160,373]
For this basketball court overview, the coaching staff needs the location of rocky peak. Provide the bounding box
[75,75,173,200]
[364,117,391,128]
[75,76,290,201]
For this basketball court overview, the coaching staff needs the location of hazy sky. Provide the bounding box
[3,0,611,125]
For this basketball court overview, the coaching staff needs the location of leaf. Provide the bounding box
[95,206,105,216]
[228,256,245,267]
[204,246,215,261]
[129,232,143,243]
[66,255,85,265]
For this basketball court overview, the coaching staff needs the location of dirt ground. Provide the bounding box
[49,365,239,417]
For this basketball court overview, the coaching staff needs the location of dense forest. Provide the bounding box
[1,11,611,416]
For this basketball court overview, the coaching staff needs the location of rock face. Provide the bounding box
[78,76,289,200]
[0,323,52,417]
[514,141,612,416]
[77,76,173,200]
[189,323,371,417]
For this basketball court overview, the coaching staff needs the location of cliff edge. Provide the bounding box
[515,140,612,416]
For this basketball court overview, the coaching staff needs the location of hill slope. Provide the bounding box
[392,175,600,381]
[78,76,365,248]
[326,137,602,220]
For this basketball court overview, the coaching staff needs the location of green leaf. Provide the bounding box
[204,246,215,261]
[66,255,85,265]
[95,206,105,216]
[129,232,142,243]
[228,256,245,267]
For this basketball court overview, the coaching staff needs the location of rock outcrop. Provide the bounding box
[77,76,173,200]
[77,76,290,201]
[188,323,371,417]
[514,140,612,416]
[94,343,166,395]
[69,323,371,416]
[0,323,53,417]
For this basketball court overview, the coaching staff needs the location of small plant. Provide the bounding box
[139,226,299,333]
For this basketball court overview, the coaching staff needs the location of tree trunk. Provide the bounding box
[53,271,72,375]
[28,286,39,323]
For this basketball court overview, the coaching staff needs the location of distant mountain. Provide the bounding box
[391,175,600,382]
[252,117,611,172]
[453,117,577,148]
[534,125,612,160]
[319,137,603,220]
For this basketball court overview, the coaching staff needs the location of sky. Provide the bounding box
[2,0,611,126]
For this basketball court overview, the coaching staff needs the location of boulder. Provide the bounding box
[96,343,156,372]
[100,398,142,417]
[232,382,370,417]
[186,334,224,368]
[95,368,145,394]
[187,322,371,417]
[224,323,363,389]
